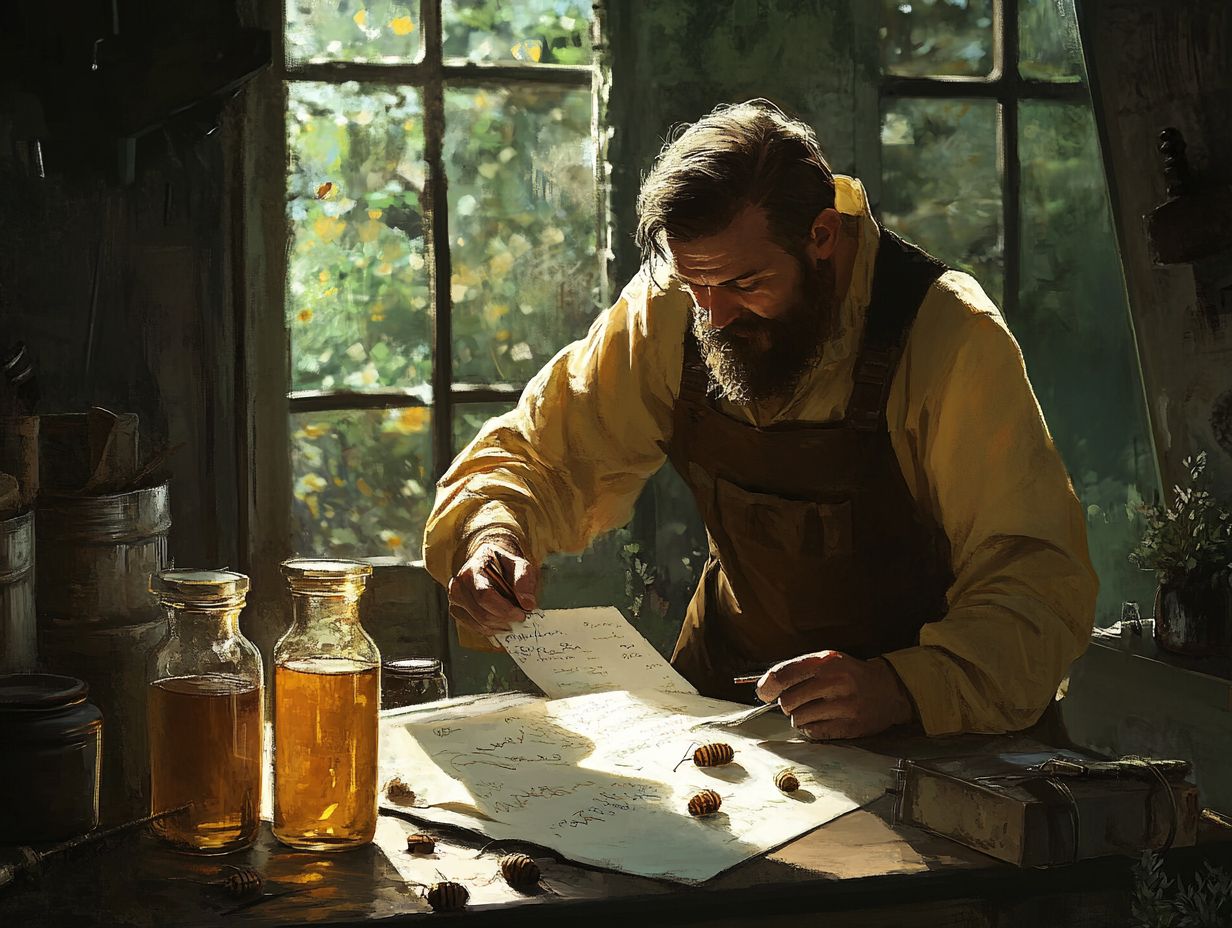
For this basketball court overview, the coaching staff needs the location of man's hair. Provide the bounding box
[635,99,837,269]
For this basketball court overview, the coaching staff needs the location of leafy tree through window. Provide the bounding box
[283,0,603,562]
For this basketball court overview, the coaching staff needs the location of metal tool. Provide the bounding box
[695,700,781,730]
[972,756,1191,785]
[0,804,191,891]
[479,557,526,612]
[1035,756,1191,781]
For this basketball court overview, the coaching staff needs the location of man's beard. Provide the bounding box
[691,256,836,406]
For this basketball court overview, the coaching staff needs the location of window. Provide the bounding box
[282,0,605,563]
[878,0,1158,621]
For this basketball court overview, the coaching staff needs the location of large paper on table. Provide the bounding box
[381,606,892,882]
[381,688,891,883]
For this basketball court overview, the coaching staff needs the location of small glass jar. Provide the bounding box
[273,558,379,851]
[0,673,101,843]
[381,658,449,710]
[147,570,263,854]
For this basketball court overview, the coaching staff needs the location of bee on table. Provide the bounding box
[693,743,735,767]
[775,768,800,793]
[425,881,469,912]
[385,777,416,805]
[215,865,263,897]
[499,853,541,888]
[406,833,435,855]
[688,789,723,816]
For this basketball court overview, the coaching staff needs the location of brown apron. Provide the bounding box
[666,228,955,703]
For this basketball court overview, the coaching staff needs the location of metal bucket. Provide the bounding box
[36,483,170,627]
[39,617,167,824]
[0,510,36,672]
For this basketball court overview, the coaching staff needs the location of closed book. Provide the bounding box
[892,751,1199,867]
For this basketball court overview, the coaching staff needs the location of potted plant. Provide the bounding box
[1130,451,1232,657]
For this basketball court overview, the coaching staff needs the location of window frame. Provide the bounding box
[878,0,1087,320]
[280,0,608,561]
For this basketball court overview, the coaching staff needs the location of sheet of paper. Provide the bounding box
[491,606,698,699]
[380,689,892,883]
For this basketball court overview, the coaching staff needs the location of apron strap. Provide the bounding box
[679,327,712,408]
[845,228,948,430]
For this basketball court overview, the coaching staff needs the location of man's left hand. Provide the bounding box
[755,651,915,740]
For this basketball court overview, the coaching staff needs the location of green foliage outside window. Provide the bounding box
[444,85,600,385]
[285,1,599,564]
[287,0,423,64]
[880,98,1004,305]
[443,0,593,64]
[880,0,994,77]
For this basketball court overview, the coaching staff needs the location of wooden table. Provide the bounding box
[3,730,1229,927]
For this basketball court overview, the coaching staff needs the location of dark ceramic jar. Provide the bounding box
[381,658,449,710]
[1154,577,1232,658]
[0,674,102,843]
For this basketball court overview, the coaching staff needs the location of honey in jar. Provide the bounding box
[273,657,378,847]
[272,559,379,851]
[147,570,263,854]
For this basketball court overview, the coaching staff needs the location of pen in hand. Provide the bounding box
[732,672,783,719]
[478,558,535,615]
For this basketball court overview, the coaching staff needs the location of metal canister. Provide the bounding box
[0,509,35,672]
[38,618,165,824]
[0,673,102,843]
[36,616,166,823]
[35,483,170,626]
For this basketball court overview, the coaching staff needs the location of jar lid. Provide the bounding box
[0,673,88,710]
[280,560,372,599]
[384,658,443,677]
[281,558,374,581]
[151,569,251,606]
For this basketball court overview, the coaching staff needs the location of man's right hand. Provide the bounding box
[447,537,540,639]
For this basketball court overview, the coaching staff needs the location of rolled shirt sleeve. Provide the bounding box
[882,271,1099,735]
[422,271,688,647]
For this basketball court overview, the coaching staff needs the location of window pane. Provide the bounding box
[286,0,423,64]
[880,98,1003,304]
[445,85,601,384]
[1020,0,1084,81]
[287,82,431,395]
[1017,101,1156,623]
[880,0,993,77]
[452,402,518,455]
[442,0,593,65]
[291,408,433,563]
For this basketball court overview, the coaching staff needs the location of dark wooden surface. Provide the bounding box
[5,728,1231,928]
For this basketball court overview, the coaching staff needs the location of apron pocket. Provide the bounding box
[713,477,853,558]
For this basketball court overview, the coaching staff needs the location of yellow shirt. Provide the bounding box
[424,175,1098,736]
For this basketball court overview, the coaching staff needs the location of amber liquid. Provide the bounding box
[148,675,262,853]
[273,657,379,850]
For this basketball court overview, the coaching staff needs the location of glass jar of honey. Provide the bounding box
[147,570,263,854]
[273,558,379,851]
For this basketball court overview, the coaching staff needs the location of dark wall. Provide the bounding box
[1078,0,1232,494]
[0,121,242,569]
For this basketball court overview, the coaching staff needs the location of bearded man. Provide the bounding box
[424,99,1098,740]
